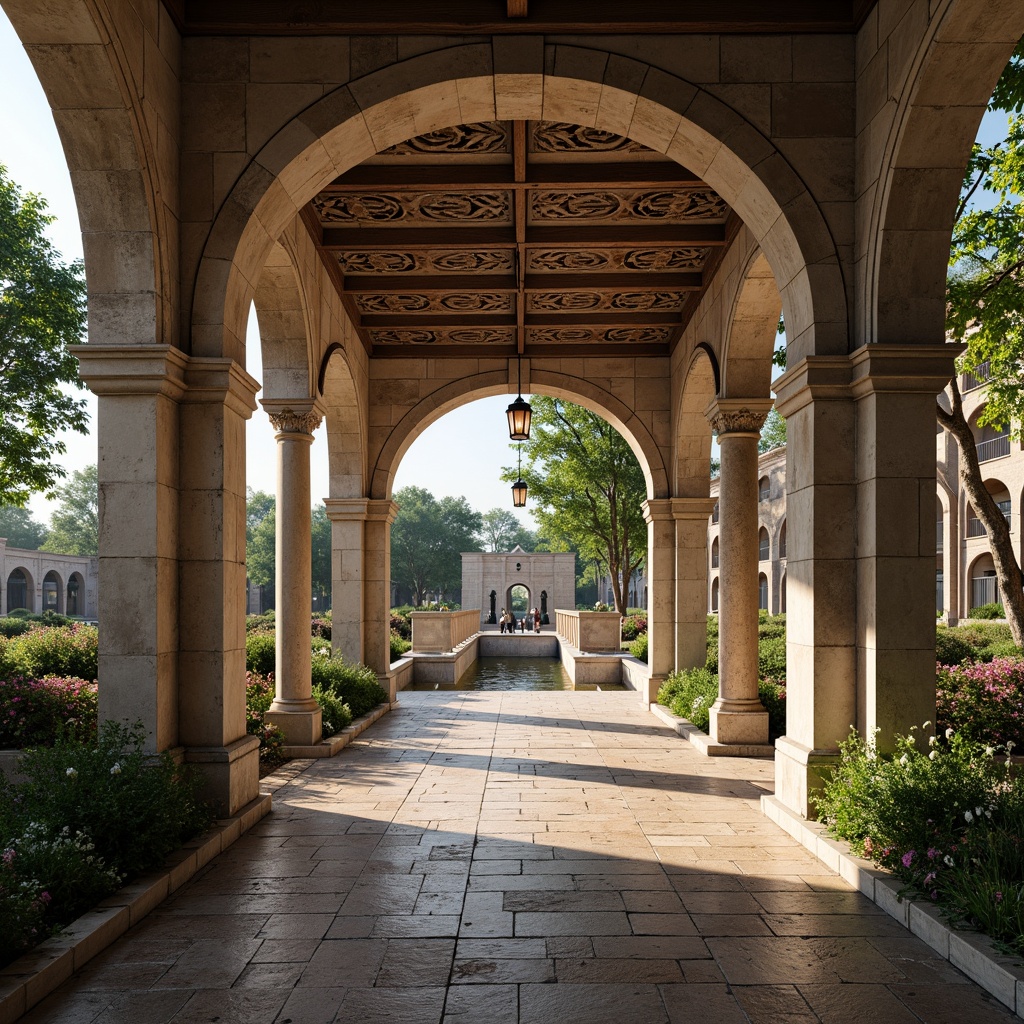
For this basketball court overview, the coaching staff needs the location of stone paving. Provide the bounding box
[24,692,1016,1023]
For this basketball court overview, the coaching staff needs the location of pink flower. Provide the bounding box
[901,850,916,868]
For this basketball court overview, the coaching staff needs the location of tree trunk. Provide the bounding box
[937,378,1024,647]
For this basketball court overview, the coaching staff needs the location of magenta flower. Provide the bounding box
[901,850,916,868]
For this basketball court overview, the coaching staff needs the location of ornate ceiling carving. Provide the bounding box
[306,119,736,356]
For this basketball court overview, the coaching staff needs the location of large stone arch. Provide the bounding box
[2,0,173,346]
[369,368,670,503]
[321,346,367,500]
[869,0,1024,346]
[674,346,718,496]
[719,249,783,399]
[191,44,847,369]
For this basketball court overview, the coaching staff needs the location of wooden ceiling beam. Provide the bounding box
[525,313,682,327]
[524,272,702,290]
[361,313,517,328]
[344,275,518,293]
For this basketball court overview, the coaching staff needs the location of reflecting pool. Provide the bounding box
[408,656,625,691]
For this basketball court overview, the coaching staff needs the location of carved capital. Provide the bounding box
[704,397,774,437]
[267,409,322,435]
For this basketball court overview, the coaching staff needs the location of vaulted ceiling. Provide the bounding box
[302,120,741,358]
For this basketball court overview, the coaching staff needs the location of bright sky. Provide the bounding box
[0,9,1011,529]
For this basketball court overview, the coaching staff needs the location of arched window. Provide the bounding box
[779,520,787,559]
[780,573,787,614]
[758,527,770,561]
[758,573,769,611]
[711,537,719,568]
[6,569,30,612]
[758,475,770,501]
[711,577,719,613]
[42,571,62,614]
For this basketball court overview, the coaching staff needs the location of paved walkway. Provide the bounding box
[26,692,1016,1023]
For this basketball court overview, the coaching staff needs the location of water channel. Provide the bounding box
[408,656,625,692]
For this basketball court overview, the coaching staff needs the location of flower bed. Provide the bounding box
[937,656,1024,749]
[0,676,97,748]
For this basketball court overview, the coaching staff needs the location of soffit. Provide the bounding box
[302,119,742,359]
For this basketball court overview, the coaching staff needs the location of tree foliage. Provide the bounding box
[246,490,276,590]
[0,506,47,549]
[758,407,787,453]
[937,48,1024,645]
[503,397,647,615]
[0,166,89,505]
[390,486,482,605]
[480,508,537,552]
[40,465,97,556]
[311,505,331,608]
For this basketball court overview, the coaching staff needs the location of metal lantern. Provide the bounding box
[511,443,527,507]
[506,353,532,440]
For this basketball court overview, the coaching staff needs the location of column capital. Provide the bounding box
[323,497,372,522]
[704,397,774,437]
[72,343,189,400]
[670,497,719,521]
[261,398,324,436]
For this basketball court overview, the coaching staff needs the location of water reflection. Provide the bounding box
[409,656,625,691]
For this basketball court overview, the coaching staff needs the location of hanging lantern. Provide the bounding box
[506,353,532,440]
[511,477,528,507]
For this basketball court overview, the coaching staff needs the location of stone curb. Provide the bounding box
[279,699,393,759]
[761,794,1024,1020]
[649,701,775,757]
[0,791,272,1024]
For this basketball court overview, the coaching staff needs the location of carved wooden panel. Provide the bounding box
[529,327,674,345]
[528,290,686,312]
[526,247,709,272]
[356,292,513,314]
[529,188,728,224]
[382,122,511,155]
[371,328,514,345]
[313,191,512,226]
[337,250,514,274]
[530,121,647,153]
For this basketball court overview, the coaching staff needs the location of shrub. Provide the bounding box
[310,655,388,718]
[936,657,1024,748]
[6,609,31,620]
[246,611,275,633]
[969,602,1005,620]
[390,630,411,662]
[620,614,647,642]
[245,631,276,676]
[935,626,976,666]
[390,612,412,641]
[658,667,718,732]
[5,625,98,682]
[0,676,97,748]
[311,616,331,641]
[758,678,787,740]
[757,635,787,680]
[312,684,352,738]
[244,671,284,761]
[628,632,648,662]
[0,620,31,639]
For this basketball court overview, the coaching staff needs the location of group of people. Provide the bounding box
[499,607,542,634]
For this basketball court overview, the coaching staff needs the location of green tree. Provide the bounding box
[481,508,523,552]
[503,397,647,615]
[758,407,787,453]
[937,49,1024,645]
[0,166,89,505]
[40,465,97,555]
[247,503,276,591]
[311,505,331,610]
[435,495,483,600]
[0,505,47,549]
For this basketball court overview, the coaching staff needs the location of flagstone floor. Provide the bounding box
[25,691,1017,1023]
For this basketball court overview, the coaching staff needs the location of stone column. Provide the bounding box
[263,399,324,747]
[363,499,399,689]
[177,358,262,815]
[641,499,675,704]
[941,492,959,625]
[74,345,187,758]
[324,497,369,665]
[672,498,719,669]
[705,398,773,747]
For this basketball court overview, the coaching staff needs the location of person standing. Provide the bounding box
[499,608,507,633]
[533,607,541,633]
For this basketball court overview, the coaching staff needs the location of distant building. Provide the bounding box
[462,546,576,626]
[1,540,98,619]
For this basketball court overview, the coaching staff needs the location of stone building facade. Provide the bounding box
[0,541,99,620]
[4,0,1021,818]
[462,547,576,627]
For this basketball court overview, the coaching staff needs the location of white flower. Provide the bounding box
[944,855,954,867]
[975,806,983,817]
[945,727,954,740]
[65,767,77,779]
[929,750,937,760]
[928,735,937,747]
[965,810,974,823]
[985,746,994,757]
[109,763,121,776]
[899,754,909,765]
[1007,740,1016,752]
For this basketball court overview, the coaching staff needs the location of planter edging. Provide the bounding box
[761,794,1024,1020]
[649,701,775,758]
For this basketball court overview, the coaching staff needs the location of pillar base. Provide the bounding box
[774,735,841,820]
[185,734,261,817]
[709,698,769,746]
[267,702,323,747]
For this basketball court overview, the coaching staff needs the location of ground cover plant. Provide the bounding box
[0,722,210,965]
[815,726,1023,957]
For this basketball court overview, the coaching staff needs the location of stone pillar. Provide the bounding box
[364,499,399,688]
[642,499,675,704]
[941,492,959,625]
[851,346,957,750]
[673,498,719,669]
[262,399,324,747]
[74,346,187,758]
[178,358,262,815]
[324,498,369,665]
[705,398,773,746]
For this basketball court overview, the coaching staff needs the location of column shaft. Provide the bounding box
[706,399,773,746]
[673,498,719,670]
[324,499,369,665]
[642,499,675,704]
[364,500,398,693]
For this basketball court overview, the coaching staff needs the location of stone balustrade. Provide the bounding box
[411,610,481,653]
[555,610,622,653]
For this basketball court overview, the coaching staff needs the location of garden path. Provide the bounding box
[23,692,1017,1023]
